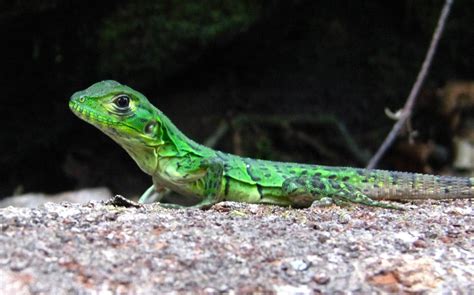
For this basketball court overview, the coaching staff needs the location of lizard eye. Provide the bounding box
[113,95,130,109]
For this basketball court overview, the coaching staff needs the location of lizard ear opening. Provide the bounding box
[144,120,159,135]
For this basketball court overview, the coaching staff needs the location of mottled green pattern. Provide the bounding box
[70,81,474,209]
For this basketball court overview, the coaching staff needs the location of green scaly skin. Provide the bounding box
[69,81,474,209]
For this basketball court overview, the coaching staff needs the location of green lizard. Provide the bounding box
[69,80,473,209]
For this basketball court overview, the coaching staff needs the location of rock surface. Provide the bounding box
[0,188,112,208]
[0,198,472,294]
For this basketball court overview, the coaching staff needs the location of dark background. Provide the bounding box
[1,0,473,199]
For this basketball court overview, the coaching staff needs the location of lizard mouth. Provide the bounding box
[68,99,146,137]
[69,100,116,127]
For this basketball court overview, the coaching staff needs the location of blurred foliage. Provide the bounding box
[0,0,473,196]
[98,0,263,86]
[0,0,59,16]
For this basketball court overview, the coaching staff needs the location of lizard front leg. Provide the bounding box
[192,157,225,209]
[138,184,169,204]
[159,157,225,209]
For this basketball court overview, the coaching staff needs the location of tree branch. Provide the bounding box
[366,0,453,169]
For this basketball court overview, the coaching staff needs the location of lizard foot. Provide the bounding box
[158,200,216,210]
[310,197,336,208]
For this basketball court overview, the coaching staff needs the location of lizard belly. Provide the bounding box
[222,178,261,203]
[222,177,292,206]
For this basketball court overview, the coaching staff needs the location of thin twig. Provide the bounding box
[366,0,453,169]
[293,130,341,161]
[203,120,229,148]
[203,114,369,163]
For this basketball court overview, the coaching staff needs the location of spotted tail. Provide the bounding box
[353,169,474,200]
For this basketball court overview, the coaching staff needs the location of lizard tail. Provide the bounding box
[354,169,473,200]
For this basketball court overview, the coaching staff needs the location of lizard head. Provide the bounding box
[69,80,163,174]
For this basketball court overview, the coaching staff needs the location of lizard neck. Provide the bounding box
[120,109,206,176]
[113,140,158,176]
[156,111,210,158]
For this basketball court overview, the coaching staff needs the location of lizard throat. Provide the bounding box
[69,100,160,153]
